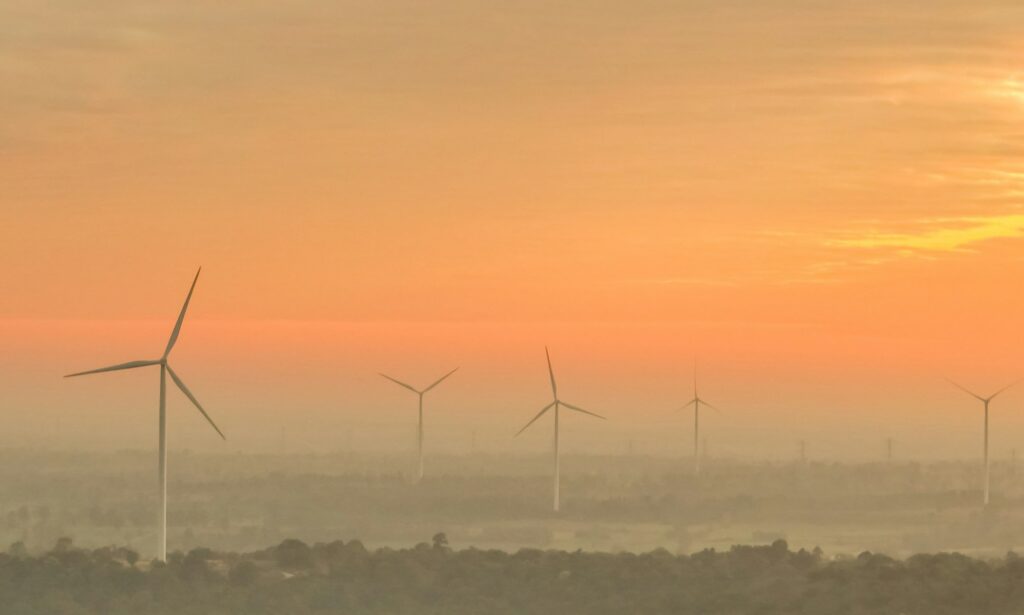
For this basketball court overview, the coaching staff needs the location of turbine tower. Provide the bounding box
[676,364,721,476]
[65,268,225,561]
[516,347,605,512]
[947,377,1019,506]
[379,367,458,481]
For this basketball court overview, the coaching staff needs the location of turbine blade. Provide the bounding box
[700,399,724,413]
[515,401,556,437]
[164,267,201,358]
[65,359,161,378]
[990,378,1022,401]
[166,364,225,440]
[545,346,557,398]
[945,378,985,402]
[676,399,697,412]
[379,373,418,393]
[423,367,458,393]
[560,401,606,420]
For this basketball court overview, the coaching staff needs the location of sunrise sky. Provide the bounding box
[2,0,1024,459]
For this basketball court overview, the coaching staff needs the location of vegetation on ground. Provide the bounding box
[4,535,1024,614]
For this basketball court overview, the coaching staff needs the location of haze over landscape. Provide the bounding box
[2,1,1024,612]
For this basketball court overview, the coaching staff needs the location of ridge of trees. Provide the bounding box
[3,536,1024,614]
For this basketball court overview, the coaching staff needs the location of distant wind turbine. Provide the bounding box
[947,377,1020,506]
[65,268,224,561]
[379,367,458,481]
[676,364,722,476]
[516,347,605,512]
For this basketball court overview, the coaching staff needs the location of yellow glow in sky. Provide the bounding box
[2,0,1024,454]
[831,215,1024,252]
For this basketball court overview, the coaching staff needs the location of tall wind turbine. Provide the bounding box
[379,367,458,481]
[947,377,1019,506]
[65,268,225,561]
[516,347,605,512]
[676,364,721,476]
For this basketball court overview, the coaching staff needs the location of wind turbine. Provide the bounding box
[65,268,224,561]
[516,347,605,512]
[676,364,721,476]
[947,377,1019,506]
[379,367,458,481]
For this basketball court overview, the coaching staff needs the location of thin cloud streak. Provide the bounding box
[829,214,1024,252]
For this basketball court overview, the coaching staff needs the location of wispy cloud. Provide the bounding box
[623,277,740,288]
[830,214,1024,252]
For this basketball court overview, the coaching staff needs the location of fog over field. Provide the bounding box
[3,449,1024,561]
[4,0,1024,611]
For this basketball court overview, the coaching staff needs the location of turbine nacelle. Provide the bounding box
[379,367,459,397]
[516,347,605,437]
[64,268,225,441]
[677,362,723,414]
[946,377,1021,406]
[678,396,723,413]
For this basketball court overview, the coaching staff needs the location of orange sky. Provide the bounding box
[2,0,1024,459]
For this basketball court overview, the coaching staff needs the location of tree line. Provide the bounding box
[2,535,1024,614]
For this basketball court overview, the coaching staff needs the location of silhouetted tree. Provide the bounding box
[432,532,449,550]
[274,538,313,570]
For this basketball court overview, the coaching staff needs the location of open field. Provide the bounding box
[4,450,1024,560]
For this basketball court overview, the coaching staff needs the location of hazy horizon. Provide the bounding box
[1,315,1021,460]
[5,4,1024,610]
[4,0,1024,464]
